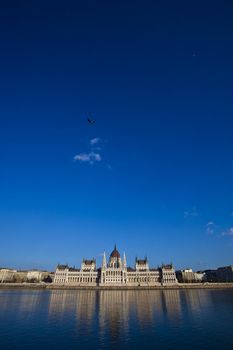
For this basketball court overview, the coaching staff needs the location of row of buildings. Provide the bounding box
[1,245,232,285]
[54,245,178,286]
[175,266,233,283]
[54,246,233,286]
[0,268,53,283]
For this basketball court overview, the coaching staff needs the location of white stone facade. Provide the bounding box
[53,259,98,286]
[27,270,43,282]
[53,245,178,286]
[100,247,127,285]
[161,264,178,285]
[0,268,17,283]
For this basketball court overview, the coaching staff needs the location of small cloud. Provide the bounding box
[207,227,214,235]
[222,227,233,237]
[90,137,101,145]
[106,163,112,170]
[206,221,216,235]
[184,207,199,218]
[73,152,102,164]
[207,221,215,226]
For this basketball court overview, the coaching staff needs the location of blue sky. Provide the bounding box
[0,1,233,271]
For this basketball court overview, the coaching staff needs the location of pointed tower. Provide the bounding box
[102,251,107,269]
[101,252,107,285]
[123,252,127,269]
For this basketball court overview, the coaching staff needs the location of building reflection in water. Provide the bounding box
[130,291,158,327]
[48,290,97,338]
[75,290,97,333]
[161,290,182,322]
[47,288,214,344]
[48,290,79,317]
[0,290,47,315]
[98,291,130,345]
[181,289,213,316]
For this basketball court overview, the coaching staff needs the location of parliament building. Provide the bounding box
[54,245,177,287]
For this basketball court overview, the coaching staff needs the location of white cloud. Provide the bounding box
[90,137,101,145]
[206,221,216,235]
[222,228,233,237]
[106,163,112,170]
[73,152,102,164]
[207,221,215,226]
[207,227,214,235]
[184,207,199,218]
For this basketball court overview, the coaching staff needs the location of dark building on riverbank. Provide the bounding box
[203,270,218,283]
[217,266,233,282]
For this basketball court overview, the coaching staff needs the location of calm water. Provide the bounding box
[0,289,233,349]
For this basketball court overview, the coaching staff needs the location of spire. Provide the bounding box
[102,252,107,268]
[123,252,127,268]
[114,243,117,250]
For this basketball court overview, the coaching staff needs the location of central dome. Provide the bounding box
[110,244,120,258]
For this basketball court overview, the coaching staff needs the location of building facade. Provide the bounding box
[203,269,218,282]
[0,268,53,283]
[53,259,99,286]
[216,266,233,282]
[176,269,205,283]
[54,245,178,286]
[0,268,17,283]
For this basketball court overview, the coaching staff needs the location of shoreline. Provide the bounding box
[0,283,233,291]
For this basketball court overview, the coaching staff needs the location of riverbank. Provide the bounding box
[0,283,233,290]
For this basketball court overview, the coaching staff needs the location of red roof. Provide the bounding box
[110,244,120,258]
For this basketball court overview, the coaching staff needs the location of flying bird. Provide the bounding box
[87,118,95,124]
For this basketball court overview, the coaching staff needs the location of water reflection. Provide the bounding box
[0,290,47,314]
[98,291,130,343]
[1,289,233,350]
[162,290,182,321]
[184,289,212,312]
[48,290,183,321]
[48,289,183,343]
[0,288,214,326]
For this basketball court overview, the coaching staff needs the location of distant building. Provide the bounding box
[160,264,177,285]
[194,271,205,282]
[100,246,127,285]
[26,270,53,283]
[176,269,205,283]
[126,257,161,287]
[27,270,43,282]
[54,245,178,287]
[217,266,233,282]
[176,269,196,283]
[54,259,98,285]
[203,269,218,283]
[0,268,53,283]
[0,268,17,283]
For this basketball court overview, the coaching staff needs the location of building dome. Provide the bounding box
[110,244,120,258]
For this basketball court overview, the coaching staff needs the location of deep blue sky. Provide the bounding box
[0,1,233,271]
